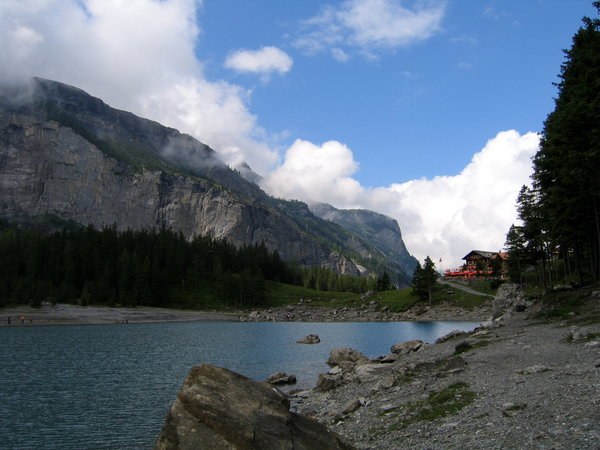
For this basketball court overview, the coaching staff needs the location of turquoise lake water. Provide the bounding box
[0,320,480,449]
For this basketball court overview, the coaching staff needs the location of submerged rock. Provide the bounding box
[155,363,356,450]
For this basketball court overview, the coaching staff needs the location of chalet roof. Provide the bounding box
[461,250,496,261]
[492,252,509,260]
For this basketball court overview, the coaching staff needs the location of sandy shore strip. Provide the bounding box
[0,304,239,326]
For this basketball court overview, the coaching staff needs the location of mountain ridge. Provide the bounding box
[309,202,417,278]
[0,77,416,286]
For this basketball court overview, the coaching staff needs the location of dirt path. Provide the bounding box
[439,279,494,297]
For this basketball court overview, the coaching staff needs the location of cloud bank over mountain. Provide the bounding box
[262,130,538,268]
[0,0,280,174]
[0,0,538,268]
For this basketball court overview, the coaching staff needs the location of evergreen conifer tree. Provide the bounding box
[531,2,600,284]
[376,270,392,291]
[411,256,439,305]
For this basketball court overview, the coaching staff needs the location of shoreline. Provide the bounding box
[0,300,492,327]
[289,297,600,449]
[0,303,239,326]
[241,300,492,323]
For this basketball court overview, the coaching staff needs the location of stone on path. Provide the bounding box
[522,364,549,374]
[340,399,362,415]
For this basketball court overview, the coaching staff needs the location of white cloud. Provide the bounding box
[295,0,447,57]
[382,130,539,269]
[331,47,350,62]
[138,78,279,173]
[0,0,202,99]
[450,35,477,44]
[262,139,363,204]
[262,130,539,269]
[484,6,498,20]
[224,46,293,81]
[0,0,279,175]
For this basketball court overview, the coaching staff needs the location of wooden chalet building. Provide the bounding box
[463,250,496,268]
[444,250,508,279]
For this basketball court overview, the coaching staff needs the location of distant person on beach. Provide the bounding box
[21,316,24,324]
[7,317,10,325]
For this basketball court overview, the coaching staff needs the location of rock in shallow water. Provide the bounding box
[297,334,321,344]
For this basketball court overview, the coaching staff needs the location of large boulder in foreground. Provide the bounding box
[155,363,356,450]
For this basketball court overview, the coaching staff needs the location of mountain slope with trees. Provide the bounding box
[0,221,385,309]
[0,77,417,303]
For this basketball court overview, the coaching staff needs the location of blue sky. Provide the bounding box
[1,0,596,268]
[198,0,590,186]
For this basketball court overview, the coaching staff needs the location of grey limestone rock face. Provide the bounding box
[309,202,418,278]
[154,363,356,450]
[0,110,359,271]
[493,283,526,319]
[0,78,417,279]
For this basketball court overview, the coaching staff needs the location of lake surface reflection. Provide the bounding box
[0,320,480,449]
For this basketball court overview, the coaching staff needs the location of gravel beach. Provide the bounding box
[290,298,600,449]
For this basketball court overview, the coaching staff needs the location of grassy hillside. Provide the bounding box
[375,282,492,312]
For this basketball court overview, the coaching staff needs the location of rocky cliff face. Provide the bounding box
[0,110,352,269]
[0,78,413,279]
[310,202,417,277]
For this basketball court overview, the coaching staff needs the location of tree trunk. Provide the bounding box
[574,243,584,286]
[593,194,600,281]
[545,243,553,289]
